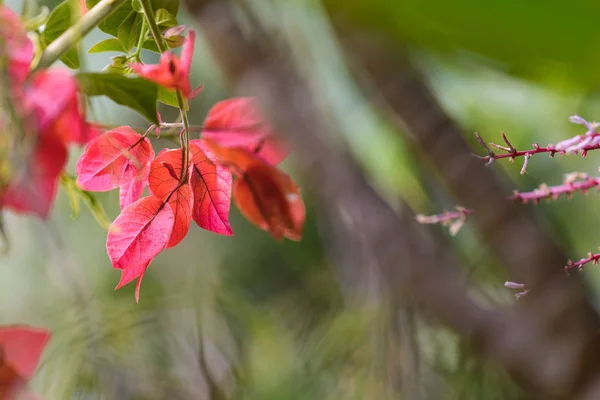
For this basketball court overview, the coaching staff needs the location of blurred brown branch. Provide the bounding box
[183,0,600,398]
[330,29,600,397]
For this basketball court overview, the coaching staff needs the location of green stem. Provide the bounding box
[139,0,191,182]
[139,0,168,53]
[34,0,127,71]
[133,22,148,60]
[176,91,191,180]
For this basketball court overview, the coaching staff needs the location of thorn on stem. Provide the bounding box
[520,153,531,175]
[474,132,495,164]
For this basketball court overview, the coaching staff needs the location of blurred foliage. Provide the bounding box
[3,0,600,398]
[323,0,600,88]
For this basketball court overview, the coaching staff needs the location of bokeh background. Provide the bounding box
[3,0,600,398]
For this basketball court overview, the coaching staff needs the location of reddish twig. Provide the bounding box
[511,173,600,204]
[418,173,600,233]
[474,115,600,173]
[565,251,600,273]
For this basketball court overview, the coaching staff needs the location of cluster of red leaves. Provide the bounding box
[0,325,50,400]
[76,96,305,302]
[74,28,305,301]
[0,6,97,219]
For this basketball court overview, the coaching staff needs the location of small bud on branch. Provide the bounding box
[424,115,600,298]
[415,206,472,236]
[417,173,600,232]
[474,115,600,165]
[504,281,530,299]
[511,173,600,204]
[565,251,600,273]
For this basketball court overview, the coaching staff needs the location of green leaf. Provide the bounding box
[165,34,184,48]
[116,13,144,52]
[155,8,177,27]
[87,0,179,37]
[76,72,159,124]
[128,14,144,51]
[141,39,160,53]
[88,38,126,53]
[87,0,134,37]
[116,12,137,51]
[132,0,142,12]
[41,0,80,68]
[102,64,125,74]
[109,55,129,67]
[149,0,179,18]
[157,86,189,109]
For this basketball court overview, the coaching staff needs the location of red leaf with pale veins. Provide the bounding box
[189,140,233,235]
[234,161,305,241]
[2,134,68,219]
[148,149,193,247]
[202,97,289,165]
[106,196,173,279]
[76,127,154,192]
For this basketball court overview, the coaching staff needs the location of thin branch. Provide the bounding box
[511,173,600,204]
[565,252,600,274]
[474,119,600,166]
[418,173,600,232]
[139,0,191,182]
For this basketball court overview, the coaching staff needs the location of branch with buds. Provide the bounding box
[418,172,600,232]
[419,115,600,297]
[565,251,600,274]
[474,115,600,174]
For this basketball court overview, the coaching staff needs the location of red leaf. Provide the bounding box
[76,127,154,192]
[0,326,50,381]
[0,6,33,87]
[129,30,201,98]
[24,69,95,146]
[118,175,147,210]
[115,261,150,303]
[148,149,192,248]
[234,161,305,241]
[2,134,68,219]
[201,139,261,173]
[106,196,173,287]
[0,363,22,400]
[189,140,233,235]
[202,97,289,165]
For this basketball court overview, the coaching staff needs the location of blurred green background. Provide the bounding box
[3,0,600,398]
